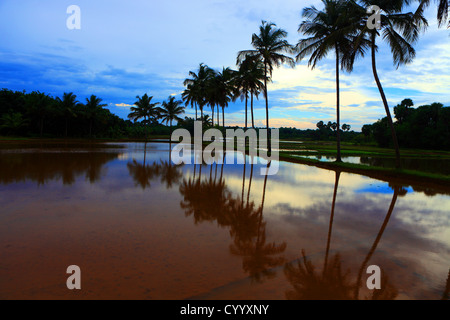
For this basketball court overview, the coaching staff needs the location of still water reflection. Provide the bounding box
[0,142,449,300]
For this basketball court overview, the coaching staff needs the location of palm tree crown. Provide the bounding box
[238,21,295,132]
[128,93,160,125]
[158,96,185,128]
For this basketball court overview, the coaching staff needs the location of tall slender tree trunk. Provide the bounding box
[217,105,220,127]
[195,104,198,120]
[241,156,246,203]
[211,106,215,127]
[335,45,342,162]
[247,160,254,205]
[354,186,399,299]
[323,170,341,275]
[245,92,248,129]
[264,61,271,153]
[222,106,225,128]
[200,108,204,127]
[371,34,401,169]
[251,92,255,129]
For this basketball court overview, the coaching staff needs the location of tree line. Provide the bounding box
[0,89,181,139]
[362,99,450,150]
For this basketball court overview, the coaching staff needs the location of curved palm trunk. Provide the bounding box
[217,105,220,127]
[245,92,248,129]
[371,34,401,169]
[323,170,341,275]
[222,106,225,128]
[247,160,254,205]
[251,92,255,129]
[200,108,204,126]
[335,45,342,162]
[241,156,246,204]
[353,186,399,299]
[264,62,271,153]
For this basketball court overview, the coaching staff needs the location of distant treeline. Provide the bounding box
[0,89,171,138]
[362,99,450,150]
[278,122,358,142]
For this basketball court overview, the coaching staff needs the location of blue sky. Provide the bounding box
[0,0,449,130]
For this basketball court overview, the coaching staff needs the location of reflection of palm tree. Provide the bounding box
[0,150,119,185]
[229,162,287,282]
[180,161,229,225]
[285,250,354,300]
[284,176,401,300]
[442,269,450,300]
[179,160,286,281]
[353,186,401,300]
[159,160,183,189]
[127,159,161,190]
[324,170,341,273]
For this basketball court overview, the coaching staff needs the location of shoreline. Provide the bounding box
[1,136,449,194]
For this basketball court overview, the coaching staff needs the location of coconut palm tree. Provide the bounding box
[247,60,266,129]
[25,91,54,138]
[56,92,79,137]
[236,56,265,129]
[128,94,160,125]
[183,63,215,125]
[182,84,199,120]
[296,0,368,162]
[84,95,107,138]
[209,67,237,128]
[351,0,428,168]
[238,21,295,136]
[158,96,185,132]
[128,93,160,141]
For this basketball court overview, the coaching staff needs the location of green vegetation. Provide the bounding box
[0,89,177,139]
[364,99,450,150]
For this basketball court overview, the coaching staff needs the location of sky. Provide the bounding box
[0,0,449,130]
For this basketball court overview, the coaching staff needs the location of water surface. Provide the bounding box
[0,142,449,300]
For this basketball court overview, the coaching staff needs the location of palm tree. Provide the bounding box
[56,92,79,137]
[128,93,160,140]
[128,94,160,125]
[183,63,215,125]
[296,0,367,162]
[158,96,185,132]
[25,91,53,137]
[0,112,28,135]
[182,84,199,120]
[238,21,295,136]
[416,0,449,27]
[247,60,266,129]
[351,0,428,168]
[84,95,107,138]
[209,67,237,128]
[236,56,265,129]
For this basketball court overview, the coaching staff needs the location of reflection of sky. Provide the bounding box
[356,184,414,194]
[1,142,449,299]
